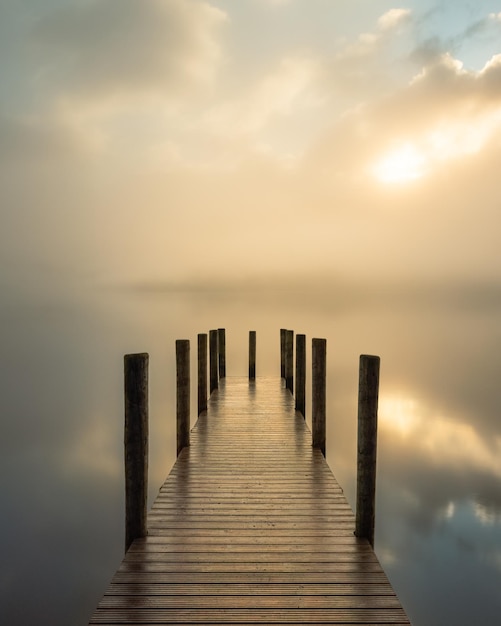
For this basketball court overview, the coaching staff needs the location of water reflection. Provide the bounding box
[379,392,501,477]
[373,384,501,625]
[1,282,501,625]
[377,493,501,625]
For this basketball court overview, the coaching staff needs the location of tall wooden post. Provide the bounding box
[312,338,326,456]
[176,340,190,456]
[198,333,207,416]
[249,331,256,380]
[124,352,148,553]
[285,330,294,393]
[295,334,306,417]
[280,329,286,379]
[209,329,218,394]
[218,328,226,378]
[355,354,380,547]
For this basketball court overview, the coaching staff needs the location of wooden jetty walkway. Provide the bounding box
[89,375,411,624]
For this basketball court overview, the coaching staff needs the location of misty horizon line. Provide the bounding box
[110,273,501,312]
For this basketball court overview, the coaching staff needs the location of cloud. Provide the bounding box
[199,55,323,145]
[30,0,227,101]
[377,8,412,32]
[318,8,415,105]
[479,53,501,96]
[176,7,416,165]
[390,50,501,138]
[312,48,501,182]
[343,7,412,57]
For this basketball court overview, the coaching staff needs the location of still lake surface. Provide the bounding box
[1,282,501,625]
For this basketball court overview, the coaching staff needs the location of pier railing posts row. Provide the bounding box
[280,329,324,434]
[124,332,380,554]
[278,330,380,545]
[124,353,148,553]
[184,329,228,437]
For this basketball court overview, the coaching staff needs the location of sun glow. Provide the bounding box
[372,143,426,183]
[372,111,501,185]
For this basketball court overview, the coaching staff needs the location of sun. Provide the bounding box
[372,143,426,184]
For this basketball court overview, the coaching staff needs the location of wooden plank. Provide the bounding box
[116,562,386,574]
[97,596,404,609]
[121,555,380,566]
[89,376,411,625]
[105,583,398,596]
[135,530,369,540]
[127,541,374,552]
[110,572,395,584]
[90,607,410,623]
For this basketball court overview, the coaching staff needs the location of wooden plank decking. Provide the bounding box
[89,376,411,624]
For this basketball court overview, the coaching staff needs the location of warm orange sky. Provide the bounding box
[2,0,501,291]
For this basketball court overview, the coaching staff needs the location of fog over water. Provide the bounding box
[3,1,501,624]
[2,279,501,625]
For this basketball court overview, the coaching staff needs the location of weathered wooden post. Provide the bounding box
[249,331,256,380]
[124,352,148,553]
[312,338,326,456]
[355,354,380,547]
[218,328,226,378]
[198,333,207,416]
[285,329,294,393]
[176,340,190,456]
[209,329,218,394]
[280,328,286,378]
[295,333,306,417]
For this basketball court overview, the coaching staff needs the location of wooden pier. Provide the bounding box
[89,373,411,624]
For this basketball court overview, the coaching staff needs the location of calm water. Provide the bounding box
[1,281,501,625]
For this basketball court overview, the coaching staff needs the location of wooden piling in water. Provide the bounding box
[285,330,294,393]
[124,352,148,553]
[209,329,218,394]
[312,338,326,456]
[295,333,306,417]
[176,340,190,456]
[355,354,380,547]
[280,328,286,378]
[197,333,207,416]
[218,328,226,378]
[249,331,256,380]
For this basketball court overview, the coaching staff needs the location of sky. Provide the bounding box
[2,0,501,292]
[2,1,501,625]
